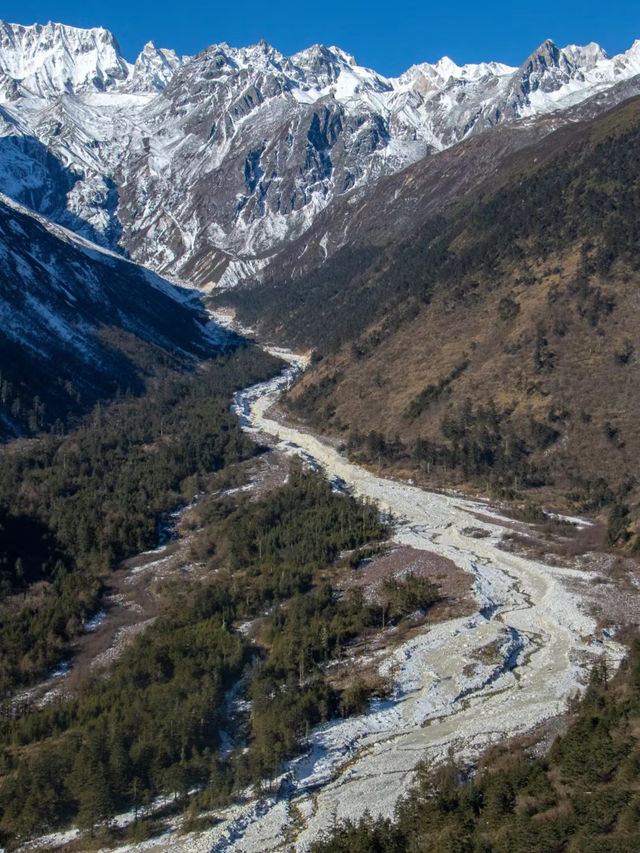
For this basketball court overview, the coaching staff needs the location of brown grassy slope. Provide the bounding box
[290,252,639,483]
[285,97,640,528]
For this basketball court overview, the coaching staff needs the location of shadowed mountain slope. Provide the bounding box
[0,194,231,438]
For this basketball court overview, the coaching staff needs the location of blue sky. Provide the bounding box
[3,0,639,75]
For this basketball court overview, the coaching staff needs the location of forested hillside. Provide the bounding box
[224,96,640,543]
[0,346,280,696]
[0,463,390,845]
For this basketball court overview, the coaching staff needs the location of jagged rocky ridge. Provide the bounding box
[1,21,640,288]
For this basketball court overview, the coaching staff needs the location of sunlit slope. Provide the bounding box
[240,96,640,532]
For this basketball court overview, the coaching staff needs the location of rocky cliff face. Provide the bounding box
[1,21,639,288]
[0,21,132,98]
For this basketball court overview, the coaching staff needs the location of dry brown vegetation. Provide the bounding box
[289,253,640,494]
[272,98,640,544]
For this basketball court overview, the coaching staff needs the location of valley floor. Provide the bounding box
[72,331,632,853]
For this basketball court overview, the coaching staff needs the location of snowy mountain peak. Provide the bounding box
[510,37,640,104]
[521,38,563,69]
[620,40,640,74]
[398,54,516,95]
[434,55,516,81]
[0,19,131,98]
[520,38,611,76]
[516,38,585,96]
[231,40,287,71]
[128,41,185,92]
[434,55,461,78]
[1,22,640,289]
[294,44,347,66]
[563,42,609,69]
[0,20,187,99]
[326,46,359,67]
[290,44,390,95]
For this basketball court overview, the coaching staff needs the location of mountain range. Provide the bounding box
[1,20,640,290]
[1,19,640,542]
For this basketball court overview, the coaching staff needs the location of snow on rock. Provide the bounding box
[126,42,186,93]
[0,20,131,99]
[1,23,640,287]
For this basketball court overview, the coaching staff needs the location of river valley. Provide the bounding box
[102,327,629,852]
[20,330,634,853]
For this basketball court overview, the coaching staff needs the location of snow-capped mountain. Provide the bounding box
[126,41,185,93]
[0,21,187,99]
[0,21,131,98]
[0,21,639,288]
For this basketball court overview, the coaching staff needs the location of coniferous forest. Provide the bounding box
[0,339,392,844]
[0,345,281,697]
[0,466,389,843]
